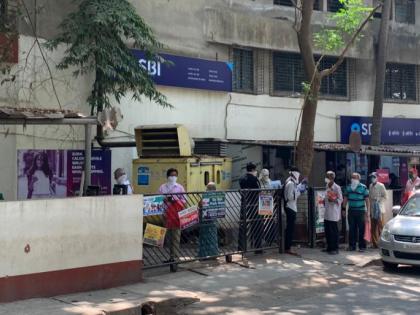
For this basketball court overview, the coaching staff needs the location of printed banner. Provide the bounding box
[17,149,111,200]
[202,192,226,219]
[143,223,167,247]
[143,195,165,216]
[258,193,274,216]
[178,205,199,230]
[132,50,232,92]
[315,190,326,234]
[376,169,390,185]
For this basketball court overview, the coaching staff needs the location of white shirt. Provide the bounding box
[285,177,301,212]
[324,182,343,222]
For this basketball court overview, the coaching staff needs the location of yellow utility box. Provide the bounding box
[132,157,232,194]
[132,125,232,194]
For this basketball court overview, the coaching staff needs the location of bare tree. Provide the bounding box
[292,0,380,176]
[371,0,392,146]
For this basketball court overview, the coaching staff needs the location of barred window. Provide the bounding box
[0,0,6,26]
[328,0,344,12]
[272,52,347,97]
[274,0,320,10]
[395,0,415,24]
[385,63,416,101]
[233,49,254,93]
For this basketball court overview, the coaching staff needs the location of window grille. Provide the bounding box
[272,52,348,97]
[328,0,344,12]
[385,63,417,101]
[395,0,415,24]
[233,49,254,93]
[0,0,6,27]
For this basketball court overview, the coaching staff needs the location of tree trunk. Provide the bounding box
[371,0,392,146]
[296,75,321,177]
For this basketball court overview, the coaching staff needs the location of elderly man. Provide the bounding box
[343,173,370,252]
[323,171,343,255]
[369,172,387,248]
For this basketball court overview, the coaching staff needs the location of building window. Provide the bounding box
[395,0,415,24]
[385,63,416,101]
[233,48,254,93]
[328,0,344,12]
[274,0,320,10]
[272,52,347,97]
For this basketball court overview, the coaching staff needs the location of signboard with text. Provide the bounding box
[132,50,232,92]
[178,205,199,230]
[202,192,226,219]
[341,116,420,145]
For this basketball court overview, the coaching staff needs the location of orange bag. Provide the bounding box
[364,219,371,243]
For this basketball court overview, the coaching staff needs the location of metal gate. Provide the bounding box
[142,189,283,271]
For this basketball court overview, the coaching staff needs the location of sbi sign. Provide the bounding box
[139,58,162,77]
[351,122,372,136]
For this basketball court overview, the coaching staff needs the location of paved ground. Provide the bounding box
[1,248,420,314]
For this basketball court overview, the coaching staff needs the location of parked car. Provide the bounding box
[379,192,420,270]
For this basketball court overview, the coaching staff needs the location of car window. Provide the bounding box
[401,196,420,216]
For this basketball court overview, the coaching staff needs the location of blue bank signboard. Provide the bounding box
[132,50,233,92]
[340,116,420,145]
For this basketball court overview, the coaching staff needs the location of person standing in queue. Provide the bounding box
[284,166,307,256]
[343,173,370,252]
[402,168,420,204]
[198,182,219,259]
[238,162,263,254]
[158,168,186,262]
[369,172,387,248]
[323,171,343,255]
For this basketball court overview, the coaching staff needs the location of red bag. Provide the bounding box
[165,199,185,229]
[364,219,371,243]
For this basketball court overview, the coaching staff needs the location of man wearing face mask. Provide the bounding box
[403,168,420,204]
[343,173,370,252]
[369,173,387,248]
[323,171,343,255]
[113,168,133,195]
[159,168,186,261]
[284,166,307,256]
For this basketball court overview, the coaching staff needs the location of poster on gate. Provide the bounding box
[143,195,165,216]
[202,192,226,219]
[315,190,326,234]
[258,193,274,216]
[143,223,167,247]
[178,205,199,230]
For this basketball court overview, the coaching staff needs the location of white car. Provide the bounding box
[380,193,420,270]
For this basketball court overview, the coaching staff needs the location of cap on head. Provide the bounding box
[246,162,257,172]
[261,169,269,176]
[352,172,361,180]
[114,168,125,179]
[326,171,336,179]
[370,172,377,178]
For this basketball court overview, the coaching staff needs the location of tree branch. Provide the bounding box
[320,3,382,78]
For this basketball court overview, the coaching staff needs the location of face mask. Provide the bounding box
[409,174,415,181]
[292,171,300,181]
[371,177,377,184]
[117,174,127,184]
[168,176,177,184]
[351,179,359,190]
[325,178,331,184]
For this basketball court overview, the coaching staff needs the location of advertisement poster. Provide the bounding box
[315,190,326,234]
[17,149,111,200]
[376,169,390,185]
[143,195,165,216]
[178,205,199,230]
[202,192,226,219]
[143,223,167,247]
[258,193,274,216]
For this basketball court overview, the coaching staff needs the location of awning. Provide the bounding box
[225,139,420,157]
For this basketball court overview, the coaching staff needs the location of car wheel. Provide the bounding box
[382,260,398,271]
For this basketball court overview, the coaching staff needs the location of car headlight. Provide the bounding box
[381,225,392,242]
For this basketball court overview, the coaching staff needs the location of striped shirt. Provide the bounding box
[344,184,369,211]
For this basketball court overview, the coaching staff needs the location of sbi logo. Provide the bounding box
[139,59,161,77]
[351,122,372,136]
